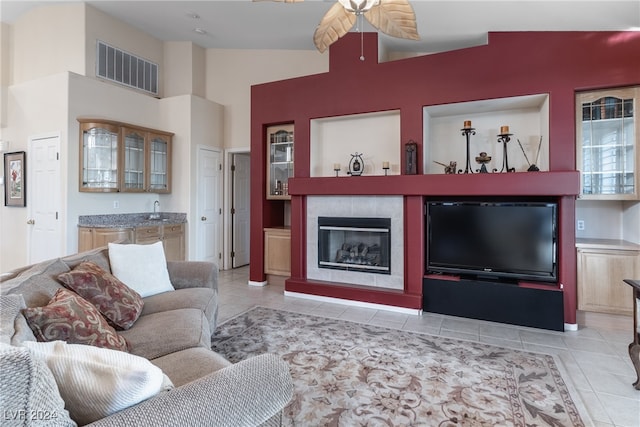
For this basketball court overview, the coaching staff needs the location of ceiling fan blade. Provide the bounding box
[364,0,419,41]
[313,3,356,53]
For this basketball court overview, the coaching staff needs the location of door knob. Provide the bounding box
[27,219,35,225]
[201,216,207,221]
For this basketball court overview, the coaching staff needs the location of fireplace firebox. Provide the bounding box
[318,217,391,274]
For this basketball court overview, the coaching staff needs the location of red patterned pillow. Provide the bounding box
[22,288,129,352]
[57,261,144,330]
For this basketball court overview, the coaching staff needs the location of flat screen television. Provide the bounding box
[426,200,558,283]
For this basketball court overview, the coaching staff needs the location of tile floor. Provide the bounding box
[217,266,640,427]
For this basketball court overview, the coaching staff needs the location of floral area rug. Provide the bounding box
[212,307,588,427]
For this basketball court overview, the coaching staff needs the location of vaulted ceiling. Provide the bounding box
[2,1,639,54]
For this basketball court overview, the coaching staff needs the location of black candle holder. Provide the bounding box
[458,127,476,174]
[494,133,516,173]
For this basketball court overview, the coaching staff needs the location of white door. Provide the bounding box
[28,134,62,264]
[195,147,223,264]
[232,153,250,267]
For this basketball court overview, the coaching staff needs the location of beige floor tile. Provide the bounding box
[215,266,640,426]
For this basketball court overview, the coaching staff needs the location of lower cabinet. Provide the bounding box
[264,227,291,276]
[577,247,640,316]
[79,223,185,261]
[161,224,186,262]
[134,224,185,261]
[78,227,134,252]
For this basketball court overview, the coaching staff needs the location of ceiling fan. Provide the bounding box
[255,0,420,53]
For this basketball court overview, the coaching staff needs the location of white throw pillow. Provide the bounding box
[22,340,171,425]
[108,242,174,298]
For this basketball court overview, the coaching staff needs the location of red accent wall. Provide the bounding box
[251,31,640,323]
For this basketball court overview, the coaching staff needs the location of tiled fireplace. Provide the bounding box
[307,196,404,290]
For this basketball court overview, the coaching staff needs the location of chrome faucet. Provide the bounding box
[150,200,160,219]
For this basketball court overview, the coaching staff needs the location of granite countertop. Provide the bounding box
[78,212,187,228]
[575,237,640,251]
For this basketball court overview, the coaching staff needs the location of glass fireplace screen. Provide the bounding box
[318,217,391,274]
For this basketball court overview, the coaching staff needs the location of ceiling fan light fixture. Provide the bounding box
[337,0,379,14]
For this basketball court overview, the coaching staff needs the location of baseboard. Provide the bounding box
[248,279,268,287]
[284,291,422,316]
[576,310,633,332]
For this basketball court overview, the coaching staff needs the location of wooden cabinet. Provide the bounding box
[78,227,134,252]
[161,224,186,262]
[576,86,639,199]
[266,124,294,200]
[135,225,162,244]
[134,224,185,261]
[78,223,185,261]
[577,244,640,316]
[79,119,173,193]
[264,227,291,276]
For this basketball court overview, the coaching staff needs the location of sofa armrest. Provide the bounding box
[166,261,218,292]
[87,353,293,427]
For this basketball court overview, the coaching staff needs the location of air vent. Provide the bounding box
[96,41,158,95]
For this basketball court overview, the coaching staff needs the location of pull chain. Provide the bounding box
[360,14,365,61]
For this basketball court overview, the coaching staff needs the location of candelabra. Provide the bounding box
[459,127,476,174]
[495,133,516,173]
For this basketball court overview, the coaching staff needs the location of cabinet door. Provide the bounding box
[264,228,291,276]
[135,226,162,245]
[162,224,185,261]
[577,248,639,315]
[78,227,94,252]
[79,122,120,192]
[576,87,638,199]
[94,228,134,248]
[121,127,146,192]
[147,133,171,193]
[266,125,294,200]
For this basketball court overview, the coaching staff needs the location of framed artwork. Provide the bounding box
[4,151,26,207]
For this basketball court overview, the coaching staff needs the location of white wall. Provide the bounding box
[84,4,165,95]
[310,111,401,177]
[1,73,70,271]
[160,94,224,259]
[0,22,9,127]
[10,3,86,85]
[206,49,328,149]
[575,200,624,240]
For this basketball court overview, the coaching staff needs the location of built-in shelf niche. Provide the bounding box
[423,94,550,174]
[310,110,400,177]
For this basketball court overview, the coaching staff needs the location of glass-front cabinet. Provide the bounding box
[80,122,120,191]
[576,86,639,199]
[148,133,171,193]
[122,127,146,192]
[266,124,294,200]
[79,119,172,193]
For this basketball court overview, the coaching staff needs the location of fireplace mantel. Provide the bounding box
[288,171,580,197]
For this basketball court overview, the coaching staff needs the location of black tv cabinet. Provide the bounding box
[423,277,564,331]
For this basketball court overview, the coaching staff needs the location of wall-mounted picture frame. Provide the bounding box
[4,151,26,207]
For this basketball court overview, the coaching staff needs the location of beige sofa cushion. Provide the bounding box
[1,259,70,308]
[142,287,216,328]
[119,308,211,360]
[61,247,111,273]
[151,347,231,387]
